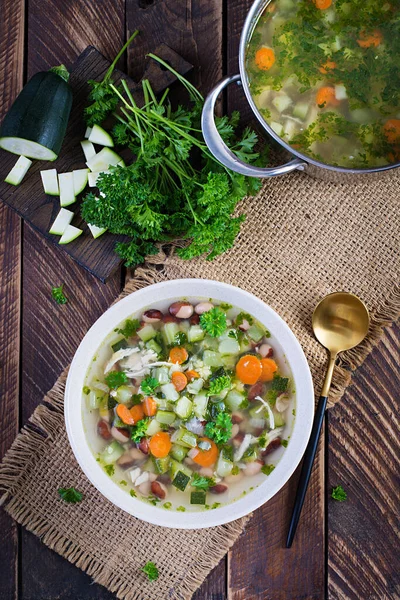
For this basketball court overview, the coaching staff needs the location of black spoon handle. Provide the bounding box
[286,393,328,548]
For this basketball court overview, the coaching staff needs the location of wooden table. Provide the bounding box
[1,1,399,598]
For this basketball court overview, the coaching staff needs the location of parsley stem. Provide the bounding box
[105,30,139,82]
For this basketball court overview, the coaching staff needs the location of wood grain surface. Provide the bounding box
[0,0,399,599]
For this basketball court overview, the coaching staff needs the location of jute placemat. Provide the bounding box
[1,169,399,600]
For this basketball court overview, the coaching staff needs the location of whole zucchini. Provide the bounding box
[0,66,72,161]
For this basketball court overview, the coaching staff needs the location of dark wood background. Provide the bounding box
[0,1,399,599]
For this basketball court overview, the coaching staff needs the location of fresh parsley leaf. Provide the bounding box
[236,312,254,326]
[332,485,347,502]
[82,386,90,395]
[231,465,240,475]
[140,376,159,396]
[281,439,288,448]
[200,307,227,337]
[104,465,115,477]
[131,393,144,405]
[209,375,231,395]
[131,418,149,443]
[105,371,128,389]
[174,331,188,346]
[116,318,140,338]
[258,433,268,448]
[271,375,289,392]
[141,561,159,581]
[51,285,68,304]
[191,472,216,490]
[176,506,186,512]
[107,396,118,410]
[204,412,232,444]
[58,487,83,503]
[163,501,172,509]
[261,464,275,476]
[130,489,137,497]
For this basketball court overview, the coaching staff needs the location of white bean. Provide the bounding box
[199,467,214,477]
[194,301,214,315]
[258,343,273,358]
[231,424,240,438]
[110,426,130,444]
[169,301,194,319]
[244,461,263,476]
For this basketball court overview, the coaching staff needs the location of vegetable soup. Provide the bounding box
[246,0,400,168]
[83,299,295,512]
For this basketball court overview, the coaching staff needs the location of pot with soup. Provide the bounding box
[201,0,400,181]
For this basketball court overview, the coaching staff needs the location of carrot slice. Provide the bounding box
[192,437,219,467]
[255,47,276,71]
[357,29,382,48]
[171,371,188,391]
[384,119,400,144]
[186,370,200,382]
[319,60,336,74]
[149,432,171,458]
[236,355,262,385]
[116,403,136,426]
[259,358,278,382]
[169,346,189,364]
[313,0,332,8]
[316,86,339,108]
[130,403,145,424]
[143,396,157,417]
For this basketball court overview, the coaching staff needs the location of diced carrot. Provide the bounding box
[319,60,336,74]
[383,119,400,144]
[143,396,157,417]
[316,86,340,108]
[186,370,200,382]
[171,371,188,392]
[357,29,382,48]
[259,358,278,382]
[236,355,263,385]
[313,0,332,8]
[255,47,276,71]
[130,403,145,424]
[116,403,136,426]
[169,346,189,364]
[192,437,219,467]
[149,431,171,458]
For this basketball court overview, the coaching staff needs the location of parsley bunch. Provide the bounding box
[140,376,159,396]
[131,418,149,443]
[81,52,264,266]
[200,307,227,337]
[204,412,232,445]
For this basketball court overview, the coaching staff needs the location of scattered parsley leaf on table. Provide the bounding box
[142,561,159,581]
[204,412,232,444]
[105,371,129,388]
[200,307,227,337]
[51,285,67,304]
[58,487,83,503]
[332,485,347,501]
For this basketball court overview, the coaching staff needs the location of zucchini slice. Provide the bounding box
[49,208,74,235]
[59,224,83,244]
[4,156,32,185]
[40,168,59,195]
[58,172,75,207]
[86,147,124,172]
[0,71,72,161]
[84,126,92,139]
[88,223,107,239]
[72,168,89,195]
[88,124,114,147]
[80,140,96,161]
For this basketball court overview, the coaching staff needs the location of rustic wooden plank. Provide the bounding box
[193,558,227,600]
[0,0,24,597]
[328,321,400,600]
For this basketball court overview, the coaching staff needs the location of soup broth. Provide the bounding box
[246,0,400,168]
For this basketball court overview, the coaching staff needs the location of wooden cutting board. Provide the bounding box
[0,45,192,281]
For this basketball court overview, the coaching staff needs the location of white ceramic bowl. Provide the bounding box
[65,279,314,528]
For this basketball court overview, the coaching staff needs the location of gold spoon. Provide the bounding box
[286,292,370,547]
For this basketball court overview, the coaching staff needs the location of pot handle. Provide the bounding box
[201,74,307,178]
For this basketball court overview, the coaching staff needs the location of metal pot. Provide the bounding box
[201,0,400,182]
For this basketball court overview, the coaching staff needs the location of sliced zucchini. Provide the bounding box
[80,140,96,161]
[219,338,240,355]
[58,172,75,207]
[86,147,124,172]
[88,223,107,239]
[146,419,162,436]
[145,338,162,356]
[72,168,89,195]
[225,390,247,412]
[202,350,223,367]
[155,410,176,425]
[153,456,170,474]
[171,428,197,448]
[40,168,59,195]
[49,207,74,235]
[216,452,233,477]
[270,121,284,137]
[59,224,82,245]
[171,444,189,462]
[175,396,193,419]
[137,324,157,342]
[100,441,124,465]
[160,383,180,402]
[84,126,92,139]
[88,124,114,147]
[190,490,206,505]
[247,324,264,342]
[187,325,205,343]
[5,156,32,185]
[193,392,208,419]
[162,322,179,346]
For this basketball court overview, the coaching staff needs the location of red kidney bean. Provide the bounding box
[97,420,112,440]
[116,453,136,468]
[139,438,149,454]
[248,381,264,401]
[209,484,228,494]
[116,427,129,438]
[189,313,200,325]
[142,309,163,323]
[231,413,244,425]
[262,438,281,457]
[258,343,273,358]
[162,314,180,324]
[238,319,250,331]
[151,481,167,500]
[234,431,245,444]
[253,427,264,437]
[169,301,194,319]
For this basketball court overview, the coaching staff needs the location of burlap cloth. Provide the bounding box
[0,170,399,600]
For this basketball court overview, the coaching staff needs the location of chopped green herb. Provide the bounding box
[191,473,216,490]
[120,480,127,486]
[261,464,275,476]
[140,376,159,396]
[258,433,267,448]
[231,465,240,476]
[131,418,150,443]
[219,303,232,310]
[141,561,159,582]
[82,386,90,395]
[271,375,289,392]
[116,318,140,338]
[130,489,137,498]
[131,393,144,405]
[104,465,115,477]
[174,332,188,346]
[163,501,172,509]
[177,506,186,512]
[57,487,83,504]
[236,312,254,327]
[51,284,67,304]
[204,412,232,445]
[332,485,347,502]
[200,308,227,337]
[211,502,221,509]
[149,495,161,506]
[209,374,231,395]
[107,396,118,410]
[105,371,129,389]
[292,408,296,416]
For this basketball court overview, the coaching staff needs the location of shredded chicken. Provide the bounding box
[255,395,275,430]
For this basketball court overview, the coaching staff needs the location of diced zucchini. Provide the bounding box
[162,322,179,345]
[137,324,157,342]
[72,168,89,195]
[154,367,170,385]
[155,410,176,425]
[270,121,284,136]
[272,409,286,427]
[190,490,206,505]
[88,124,114,147]
[186,377,204,394]
[5,155,32,185]
[203,336,219,350]
[225,390,247,412]
[175,396,193,419]
[187,325,205,342]
[249,405,262,418]
[293,102,309,121]
[171,444,189,462]
[221,355,236,369]
[142,458,156,473]
[80,140,96,161]
[111,338,128,352]
[172,470,191,492]
[171,428,197,448]
[86,147,123,172]
[115,385,133,404]
[59,224,82,244]
[84,126,92,139]
[219,338,240,355]
[216,452,233,477]
[161,383,180,402]
[145,338,162,356]
[272,93,292,113]
[146,419,162,436]
[153,456,170,474]
[88,223,107,239]
[247,324,264,342]
[58,172,75,207]
[203,350,223,367]
[49,207,74,236]
[242,444,258,463]
[193,392,208,419]
[98,395,110,419]
[40,168,59,195]
[100,441,124,465]
[88,389,106,410]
